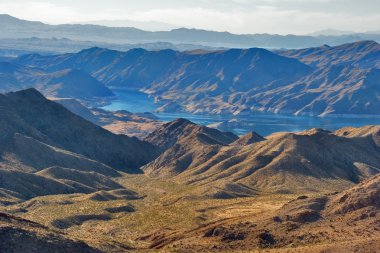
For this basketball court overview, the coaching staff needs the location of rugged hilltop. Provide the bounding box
[144,120,380,195]
[143,118,238,178]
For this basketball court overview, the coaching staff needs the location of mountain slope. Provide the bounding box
[0,62,114,99]
[52,98,162,139]
[0,213,102,253]
[279,40,380,68]
[1,89,159,172]
[143,119,238,177]
[163,173,380,252]
[14,41,380,116]
[15,47,312,92]
[144,121,380,194]
[0,89,158,203]
[251,65,380,115]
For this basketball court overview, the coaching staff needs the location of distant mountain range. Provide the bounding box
[0,37,222,56]
[6,40,379,116]
[1,14,380,50]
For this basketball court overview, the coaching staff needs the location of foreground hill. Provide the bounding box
[0,89,159,171]
[13,40,380,116]
[0,213,102,253]
[150,173,380,252]
[143,119,238,178]
[0,89,159,203]
[144,120,380,195]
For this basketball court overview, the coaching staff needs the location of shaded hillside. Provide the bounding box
[13,41,380,116]
[251,65,380,116]
[279,40,380,68]
[0,89,157,203]
[0,62,114,99]
[144,121,380,194]
[0,213,102,253]
[53,98,162,139]
[0,89,159,172]
[15,46,311,93]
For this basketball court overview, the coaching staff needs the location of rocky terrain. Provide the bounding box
[144,121,380,195]
[8,40,380,116]
[148,173,380,252]
[0,89,159,204]
[0,89,378,252]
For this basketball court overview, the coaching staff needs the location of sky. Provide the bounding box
[0,0,379,34]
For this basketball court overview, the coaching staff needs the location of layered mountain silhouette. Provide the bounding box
[144,120,380,195]
[1,14,380,49]
[11,40,380,116]
[0,89,159,203]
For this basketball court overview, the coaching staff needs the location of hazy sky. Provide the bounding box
[0,0,379,34]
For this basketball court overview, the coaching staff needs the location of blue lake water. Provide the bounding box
[102,90,380,136]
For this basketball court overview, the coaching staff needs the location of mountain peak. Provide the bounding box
[171,118,194,126]
[300,128,332,137]
[145,119,237,151]
[7,88,46,101]
[232,131,265,146]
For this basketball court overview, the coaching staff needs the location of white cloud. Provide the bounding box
[0,0,378,34]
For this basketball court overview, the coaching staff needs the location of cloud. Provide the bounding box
[127,6,380,34]
[0,0,378,34]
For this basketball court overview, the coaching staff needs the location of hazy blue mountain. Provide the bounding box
[279,40,380,68]
[0,37,223,56]
[11,40,380,116]
[0,62,114,99]
[14,47,312,90]
[1,14,380,49]
[308,29,354,36]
